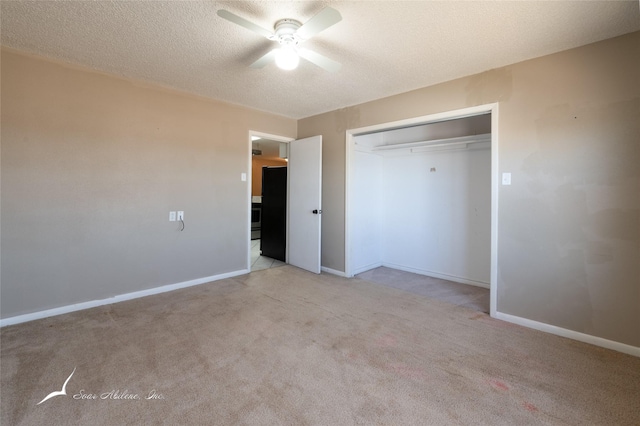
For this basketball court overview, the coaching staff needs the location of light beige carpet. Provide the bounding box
[1,265,639,425]
[357,266,490,313]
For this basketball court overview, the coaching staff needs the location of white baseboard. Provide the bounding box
[495,311,640,357]
[0,269,250,328]
[381,262,490,289]
[350,262,383,277]
[321,266,348,277]
[6,268,635,358]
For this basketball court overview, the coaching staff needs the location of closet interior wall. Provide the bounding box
[351,115,491,288]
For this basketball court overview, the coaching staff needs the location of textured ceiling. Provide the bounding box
[2,1,639,119]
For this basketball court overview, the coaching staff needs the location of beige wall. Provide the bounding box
[298,32,640,347]
[1,49,296,318]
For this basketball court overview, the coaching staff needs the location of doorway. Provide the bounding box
[345,103,499,317]
[249,134,290,271]
[247,132,324,274]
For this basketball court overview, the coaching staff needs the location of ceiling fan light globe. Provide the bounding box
[275,47,299,70]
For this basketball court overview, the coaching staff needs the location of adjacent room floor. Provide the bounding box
[250,239,285,271]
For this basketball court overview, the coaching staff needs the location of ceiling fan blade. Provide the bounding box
[298,48,342,73]
[217,10,274,40]
[250,49,278,69]
[296,7,342,40]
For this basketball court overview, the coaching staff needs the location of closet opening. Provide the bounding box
[345,104,499,317]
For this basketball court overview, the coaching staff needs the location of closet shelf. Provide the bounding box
[369,133,491,152]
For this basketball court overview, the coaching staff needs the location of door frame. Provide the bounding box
[344,103,499,317]
[247,131,294,270]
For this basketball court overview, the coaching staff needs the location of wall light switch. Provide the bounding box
[169,211,176,222]
[502,172,512,185]
[177,211,184,221]
[241,173,247,182]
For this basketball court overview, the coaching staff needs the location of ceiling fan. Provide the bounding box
[217,7,342,72]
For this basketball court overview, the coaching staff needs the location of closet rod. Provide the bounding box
[371,133,491,152]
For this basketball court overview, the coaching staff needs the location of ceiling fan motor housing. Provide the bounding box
[273,19,302,46]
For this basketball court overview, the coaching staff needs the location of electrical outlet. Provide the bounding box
[177,211,184,221]
[169,211,176,222]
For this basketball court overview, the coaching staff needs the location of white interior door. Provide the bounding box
[288,135,322,274]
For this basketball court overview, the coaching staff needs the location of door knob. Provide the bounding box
[312,209,322,214]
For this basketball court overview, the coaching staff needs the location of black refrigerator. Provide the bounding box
[260,166,287,261]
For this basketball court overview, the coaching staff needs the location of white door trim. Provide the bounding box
[247,131,294,269]
[344,103,499,317]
